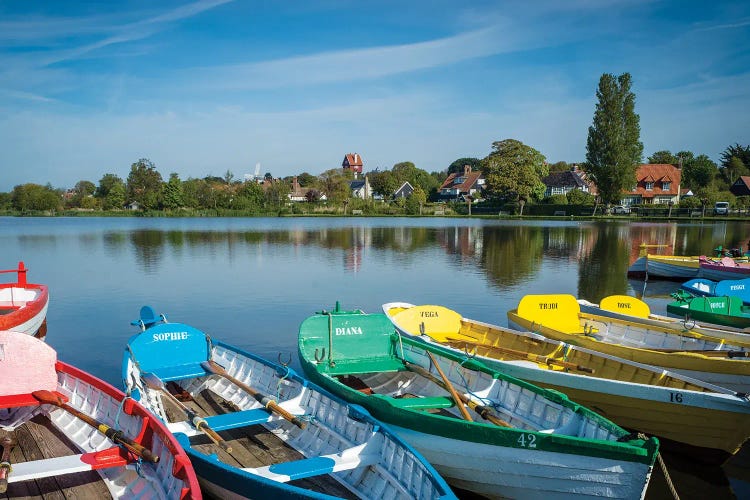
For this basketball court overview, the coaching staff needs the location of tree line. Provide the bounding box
[2,72,748,215]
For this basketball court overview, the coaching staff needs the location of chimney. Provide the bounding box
[464,164,471,176]
[355,153,359,164]
[293,176,299,192]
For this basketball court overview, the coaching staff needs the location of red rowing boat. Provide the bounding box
[0,262,49,339]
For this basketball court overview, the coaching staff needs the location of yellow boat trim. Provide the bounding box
[600,295,651,319]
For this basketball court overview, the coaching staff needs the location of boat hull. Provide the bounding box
[579,298,750,346]
[667,301,750,329]
[508,315,750,393]
[390,424,652,500]
[699,264,750,282]
[0,284,49,338]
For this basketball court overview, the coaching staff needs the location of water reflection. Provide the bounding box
[104,222,750,297]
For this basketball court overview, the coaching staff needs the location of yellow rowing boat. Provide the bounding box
[383,301,750,464]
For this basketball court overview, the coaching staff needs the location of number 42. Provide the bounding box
[517,434,537,448]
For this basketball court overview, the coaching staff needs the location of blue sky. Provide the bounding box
[1,0,749,191]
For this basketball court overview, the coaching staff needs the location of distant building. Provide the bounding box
[393,181,415,199]
[125,201,141,211]
[730,176,750,197]
[438,165,485,202]
[349,175,372,199]
[542,166,592,197]
[622,164,681,205]
[342,153,363,178]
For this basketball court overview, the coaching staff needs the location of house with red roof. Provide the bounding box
[438,165,485,201]
[622,164,681,205]
[342,153,363,177]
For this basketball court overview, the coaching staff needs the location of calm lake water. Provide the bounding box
[3,216,750,499]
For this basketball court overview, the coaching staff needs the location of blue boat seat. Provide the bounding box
[245,444,379,483]
[126,322,211,382]
[130,305,163,328]
[203,408,279,431]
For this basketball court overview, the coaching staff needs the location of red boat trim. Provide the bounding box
[0,283,49,331]
[55,361,202,498]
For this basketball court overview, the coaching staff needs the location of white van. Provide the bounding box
[714,202,730,215]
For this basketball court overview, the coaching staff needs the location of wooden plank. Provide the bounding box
[25,416,112,499]
[1,416,112,500]
[0,428,41,500]
[164,385,356,498]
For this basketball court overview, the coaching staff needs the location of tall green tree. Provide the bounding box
[105,182,126,210]
[369,170,400,199]
[318,169,352,203]
[126,158,163,210]
[647,150,679,165]
[162,173,184,210]
[719,144,750,184]
[233,181,264,210]
[682,154,717,191]
[482,139,548,207]
[585,72,643,205]
[95,173,125,199]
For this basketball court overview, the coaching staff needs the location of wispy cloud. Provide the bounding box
[39,0,235,66]
[692,17,750,32]
[190,23,538,90]
[0,88,57,103]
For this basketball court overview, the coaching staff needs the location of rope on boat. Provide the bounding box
[656,451,680,500]
[275,365,290,401]
[620,433,679,500]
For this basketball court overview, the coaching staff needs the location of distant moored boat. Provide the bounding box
[0,262,48,339]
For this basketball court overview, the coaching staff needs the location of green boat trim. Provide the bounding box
[667,292,750,329]
[298,304,659,467]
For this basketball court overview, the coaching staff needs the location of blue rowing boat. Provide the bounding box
[122,306,455,499]
[682,277,750,304]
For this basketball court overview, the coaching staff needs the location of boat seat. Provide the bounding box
[127,322,211,382]
[326,358,406,376]
[203,408,301,431]
[0,391,69,409]
[8,447,129,483]
[386,395,455,410]
[244,444,379,483]
[516,294,582,334]
[150,363,208,383]
[130,305,163,328]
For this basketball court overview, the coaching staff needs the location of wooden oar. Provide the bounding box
[141,373,232,452]
[424,351,473,421]
[403,360,511,427]
[0,435,15,493]
[201,360,307,429]
[445,338,595,374]
[32,390,159,463]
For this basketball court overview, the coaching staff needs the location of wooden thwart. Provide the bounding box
[403,360,511,427]
[201,360,307,429]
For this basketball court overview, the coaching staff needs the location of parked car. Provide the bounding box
[714,201,730,215]
[611,205,631,214]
